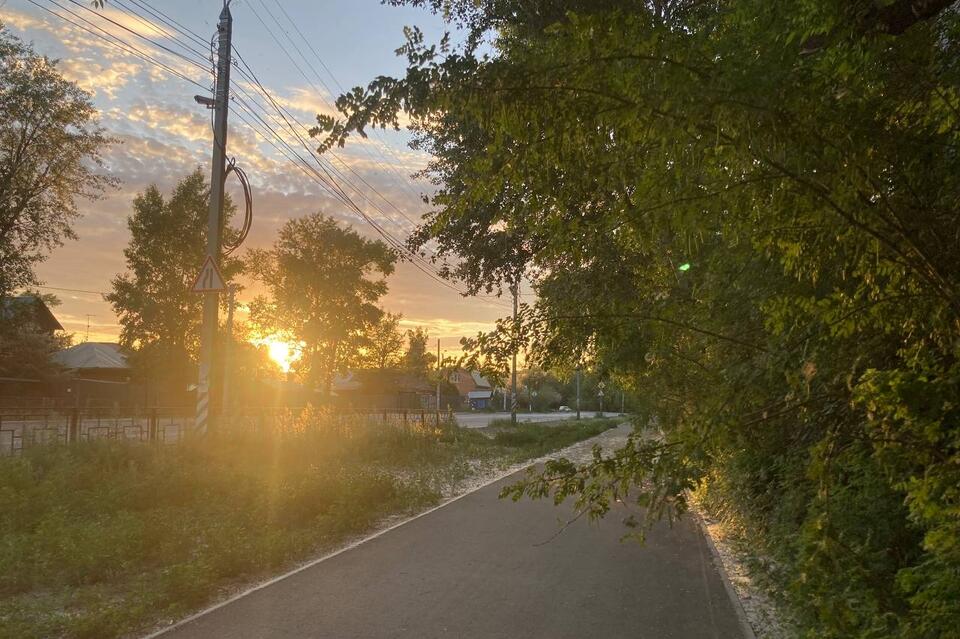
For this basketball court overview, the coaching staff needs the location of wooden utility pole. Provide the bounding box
[436,338,441,414]
[196,2,232,435]
[575,366,581,420]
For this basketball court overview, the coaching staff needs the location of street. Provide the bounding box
[454,411,619,429]
[154,425,747,639]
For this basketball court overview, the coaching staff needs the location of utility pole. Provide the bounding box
[222,286,236,416]
[621,390,625,415]
[436,338,441,413]
[575,366,581,420]
[196,2,232,435]
[510,282,518,426]
[84,315,94,342]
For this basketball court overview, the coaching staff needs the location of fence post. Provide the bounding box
[68,408,79,443]
[148,407,158,442]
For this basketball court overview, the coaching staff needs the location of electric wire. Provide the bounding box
[29,0,209,90]
[128,0,211,50]
[232,58,465,294]
[229,86,491,299]
[242,0,424,231]
[58,0,212,75]
[264,0,427,201]
[228,53,511,306]
[110,0,211,64]
[221,158,253,255]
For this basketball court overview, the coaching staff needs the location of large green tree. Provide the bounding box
[315,1,960,636]
[247,214,396,396]
[106,170,240,395]
[0,25,114,299]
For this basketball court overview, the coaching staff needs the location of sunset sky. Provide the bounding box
[3,0,516,355]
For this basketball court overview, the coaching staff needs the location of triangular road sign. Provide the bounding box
[191,255,227,293]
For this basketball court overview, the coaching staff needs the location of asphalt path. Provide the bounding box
[454,411,619,429]
[156,432,747,639]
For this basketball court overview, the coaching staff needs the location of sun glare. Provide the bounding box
[257,337,301,373]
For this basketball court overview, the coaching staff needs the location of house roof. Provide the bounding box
[470,371,492,389]
[1,295,64,332]
[52,342,129,370]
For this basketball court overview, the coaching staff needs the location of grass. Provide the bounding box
[0,411,620,639]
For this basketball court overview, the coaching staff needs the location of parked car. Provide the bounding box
[558,405,572,412]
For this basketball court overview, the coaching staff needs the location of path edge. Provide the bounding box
[692,510,759,639]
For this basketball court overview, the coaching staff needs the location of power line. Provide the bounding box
[110,0,211,63]
[28,0,209,90]
[34,285,108,296]
[231,96,473,296]
[58,0,211,75]
[128,0,210,50]
[228,72,502,301]
[239,1,423,232]
[264,0,426,201]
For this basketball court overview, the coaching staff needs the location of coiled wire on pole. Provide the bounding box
[222,156,252,255]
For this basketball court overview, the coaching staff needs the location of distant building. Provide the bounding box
[51,342,134,408]
[449,369,493,409]
[52,342,131,383]
[331,369,435,409]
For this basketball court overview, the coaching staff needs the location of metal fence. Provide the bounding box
[0,409,194,455]
[0,406,450,456]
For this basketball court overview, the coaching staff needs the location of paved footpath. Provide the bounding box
[156,425,747,639]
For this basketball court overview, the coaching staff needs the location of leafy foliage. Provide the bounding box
[0,25,115,298]
[359,311,406,369]
[246,213,396,395]
[315,1,960,635]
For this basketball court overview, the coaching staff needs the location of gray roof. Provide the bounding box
[467,390,493,400]
[52,342,129,370]
[470,371,492,389]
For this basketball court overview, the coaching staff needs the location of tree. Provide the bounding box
[247,214,396,396]
[359,311,405,369]
[401,326,436,377]
[0,294,70,380]
[106,170,240,397]
[0,26,115,298]
[316,1,960,636]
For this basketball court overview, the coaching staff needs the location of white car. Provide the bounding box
[558,406,572,412]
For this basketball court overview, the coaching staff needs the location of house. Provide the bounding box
[52,342,131,383]
[0,295,64,333]
[331,369,436,409]
[50,342,135,407]
[448,369,494,410]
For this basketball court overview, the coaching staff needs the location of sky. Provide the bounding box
[2,0,513,356]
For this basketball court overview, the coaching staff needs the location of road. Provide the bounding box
[454,411,619,429]
[156,426,747,639]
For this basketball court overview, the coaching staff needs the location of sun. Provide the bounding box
[255,336,301,373]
